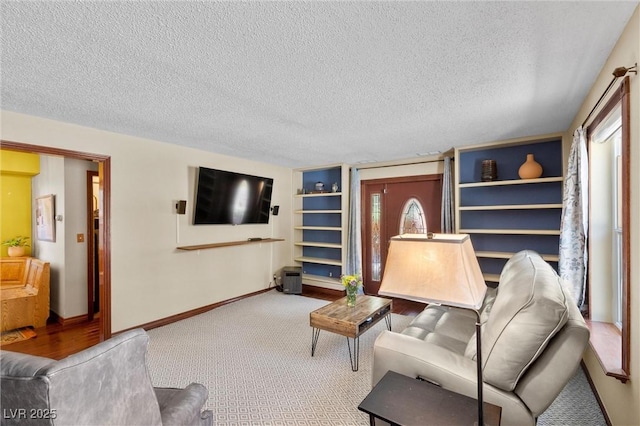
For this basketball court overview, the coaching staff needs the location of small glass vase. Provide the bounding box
[346,286,358,307]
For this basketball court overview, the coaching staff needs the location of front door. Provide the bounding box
[362,175,442,295]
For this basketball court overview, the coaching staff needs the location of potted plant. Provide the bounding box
[2,236,30,257]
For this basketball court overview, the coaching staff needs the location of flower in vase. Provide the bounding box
[341,274,363,290]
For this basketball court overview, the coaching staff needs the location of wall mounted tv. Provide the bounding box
[193,167,274,225]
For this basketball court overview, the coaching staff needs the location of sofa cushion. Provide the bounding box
[402,305,476,355]
[481,250,569,391]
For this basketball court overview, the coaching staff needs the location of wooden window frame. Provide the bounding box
[585,76,631,382]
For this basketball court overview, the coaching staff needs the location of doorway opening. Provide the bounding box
[1,140,111,341]
[87,171,100,320]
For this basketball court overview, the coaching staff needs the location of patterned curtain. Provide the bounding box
[441,156,454,233]
[346,168,363,293]
[559,127,589,309]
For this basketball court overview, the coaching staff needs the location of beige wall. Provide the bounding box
[359,159,443,181]
[1,111,293,332]
[564,6,639,425]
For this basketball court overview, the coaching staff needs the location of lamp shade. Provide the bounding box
[378,233,487,311]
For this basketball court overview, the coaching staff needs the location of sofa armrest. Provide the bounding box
[512,288,590,417]
[1,351,56,421]
[41,329,164,425]
[0,351,53,377]
[155,383,212,426]
[373,330,535,426]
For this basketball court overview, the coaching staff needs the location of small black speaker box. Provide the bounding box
[176,200,187,215]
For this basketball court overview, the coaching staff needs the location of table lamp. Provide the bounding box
[378,233,487,425]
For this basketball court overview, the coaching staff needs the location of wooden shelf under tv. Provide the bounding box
[177,238,285,251]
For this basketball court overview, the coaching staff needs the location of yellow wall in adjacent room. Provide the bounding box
[0,150,40,256]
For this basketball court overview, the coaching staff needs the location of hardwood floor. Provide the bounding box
[0,317,101,359]
[1,288,426,360]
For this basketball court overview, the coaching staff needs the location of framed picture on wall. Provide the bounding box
[36,194,55,242]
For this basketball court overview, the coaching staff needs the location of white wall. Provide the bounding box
[32,156,102,319]
[32,156,66,316]
[64,158,98,318]
[3,110,293,332]
[564,5,639,425]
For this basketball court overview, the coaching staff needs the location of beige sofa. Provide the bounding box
[0,257,50,331]
[373,250,589,425]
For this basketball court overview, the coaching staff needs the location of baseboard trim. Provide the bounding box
[581,360,612,426]
[121,287,274,333]
[302,284,343,298]
[48,311,89,327]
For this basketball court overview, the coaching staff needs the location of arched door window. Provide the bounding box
[399,198,427,234]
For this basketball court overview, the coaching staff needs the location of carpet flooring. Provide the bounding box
[146,290,606,425]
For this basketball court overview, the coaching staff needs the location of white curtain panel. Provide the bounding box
[559,127,589,309]
[441,156,454,233]
[346,167,363,293]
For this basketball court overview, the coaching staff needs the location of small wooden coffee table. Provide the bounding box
[310,295,392,371]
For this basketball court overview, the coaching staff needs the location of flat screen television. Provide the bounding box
[193,167,274,225]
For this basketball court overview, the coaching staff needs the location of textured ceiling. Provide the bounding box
[1,1,638,168]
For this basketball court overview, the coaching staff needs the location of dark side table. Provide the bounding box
[358,370,501,426]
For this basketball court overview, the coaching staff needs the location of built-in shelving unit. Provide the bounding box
[455,134,564,284]
[293,164,349,290]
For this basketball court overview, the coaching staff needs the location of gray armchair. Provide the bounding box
[0,328,212,426]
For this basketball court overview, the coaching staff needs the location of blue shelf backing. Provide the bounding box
[459,139,562,184]
[302,246,341,260]
[479,257,559,279]
[303,196,342,210]
[302,229,341,244]
[303,212,342,227]
[303,167,342,192]
[469,234,560,255]
[460,209,561,231]
[478,258,508,276]
[460,182,562,206]
[303,262,342,278]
